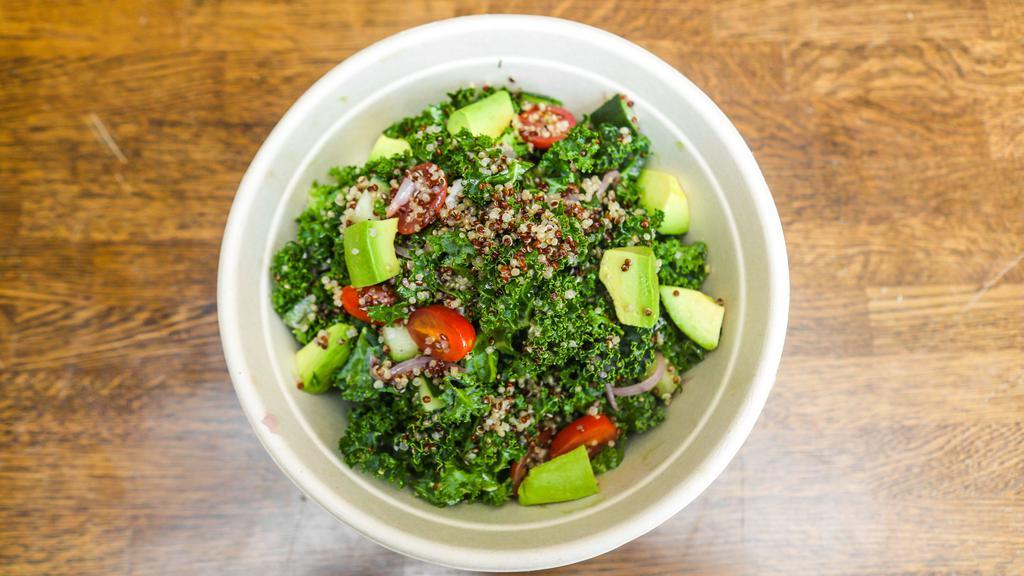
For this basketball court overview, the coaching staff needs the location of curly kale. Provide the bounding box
[414,466,507,507]
[659,319,706,376]
[590,442,624,474]
[537,122,651,193]
[338,397,410,487]
[334,328,390,402]
[654,239,708,289]
[613,393,665,435]
[273,88,719,508]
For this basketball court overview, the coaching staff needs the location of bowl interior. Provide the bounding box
[220,15,786,571]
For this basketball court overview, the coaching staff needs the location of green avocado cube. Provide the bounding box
[343,218,400,288]
[295,323,355,393]
[639,169,690,235]
[413,377,447,412]
[517,445,599,506]
[660,286,725,350]
[446,90,515,138]
[599,246,660,328]
[368,134,411,161]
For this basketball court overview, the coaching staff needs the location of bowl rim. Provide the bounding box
[218,14,789,571]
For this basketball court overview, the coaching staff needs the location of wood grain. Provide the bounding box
[2,1,1023,574]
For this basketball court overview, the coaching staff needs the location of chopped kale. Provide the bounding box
[270,87,719,507]
[655,239,708,289]
[590,442,624,474]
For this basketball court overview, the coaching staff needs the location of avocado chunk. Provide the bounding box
[413,376,447,412]
[660,286,724,350]
[343,218,400,288]
[517,445,599,506]
[381,324,418,361]
[590,94,639,132]
[599,246,660,328]
[639,169,690,234]
[368,134,411,161]
[446,90,515,138]
[295,323,355,393]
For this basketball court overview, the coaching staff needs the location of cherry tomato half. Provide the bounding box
[548,414,619,460]
[406,304,476,362]
[394,162,447,235]
[340,284,397,325]
[517,104,577,150]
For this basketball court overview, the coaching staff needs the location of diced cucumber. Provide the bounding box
[651,360,682,400]
[590,94,638,132]
[413,377,447,412]
[382,325,419,361]
[519,91,562,107]
[352,190,375,224]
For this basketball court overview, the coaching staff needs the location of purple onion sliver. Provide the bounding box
[604,381,619,412]
[386,176,415,217]
[612,353,665,396]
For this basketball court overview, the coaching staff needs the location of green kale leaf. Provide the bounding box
[413,465,508,507]
[590,442,625,474]
[334,328,389,402]
[338,398,410,487]
[654,240,708,289]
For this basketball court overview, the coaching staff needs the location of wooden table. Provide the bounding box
[3,1,1022,574]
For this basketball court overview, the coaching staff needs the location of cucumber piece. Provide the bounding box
[352,190,376,224]
[382,325,419,361]
[413,377,447,412]
[651,360,682,400]
[282,294,316,335]
[519,91,562,107]
[517,445,599,506]
[590,94,639,132]
[295,323,355,393]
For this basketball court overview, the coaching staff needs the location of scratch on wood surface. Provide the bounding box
[123,526,134,576]
[740,454,747,543]
[114,172,132,193]
[282,495,307,576]
[965,250,1024,310]
[86,113,128,163]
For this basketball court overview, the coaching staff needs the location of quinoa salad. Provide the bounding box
[271,86,725,507]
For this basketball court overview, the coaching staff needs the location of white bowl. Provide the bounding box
[218,14,788,572]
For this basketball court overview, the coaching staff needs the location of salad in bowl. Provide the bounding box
[270,86,726,507]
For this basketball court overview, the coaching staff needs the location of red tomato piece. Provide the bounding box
[340,284,397,325]
[548,414,619,460]
[517,104,577,149]
[393,162,447,235]
[406,304,476,362]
